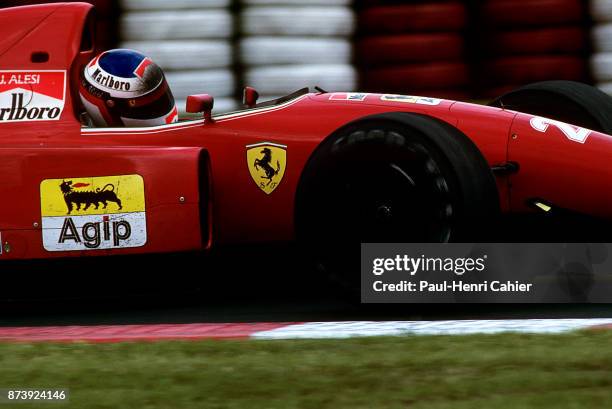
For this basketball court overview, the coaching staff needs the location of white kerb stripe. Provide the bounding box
[251,319,612,339]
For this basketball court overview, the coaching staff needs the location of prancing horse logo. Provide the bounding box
[246,142,287,194]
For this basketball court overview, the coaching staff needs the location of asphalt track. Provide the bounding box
[1,245,612,328]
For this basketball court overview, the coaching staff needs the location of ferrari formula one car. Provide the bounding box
[2,3,612,289]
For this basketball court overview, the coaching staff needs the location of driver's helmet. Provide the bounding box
[79,49,178,127]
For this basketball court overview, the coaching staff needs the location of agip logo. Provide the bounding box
[246,142,287,194]
[40,175,147,251]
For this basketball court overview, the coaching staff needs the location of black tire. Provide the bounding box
[295,112,499,292]
[488,80,612,134]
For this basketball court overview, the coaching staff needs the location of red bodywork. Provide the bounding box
[1,3,611,261]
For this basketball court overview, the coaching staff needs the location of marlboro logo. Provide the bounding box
[91,68,132,92]
[0,93,62,121]
[0,70,66,123]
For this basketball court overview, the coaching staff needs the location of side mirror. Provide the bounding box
[186,94,214,123]
[243,86,259,108]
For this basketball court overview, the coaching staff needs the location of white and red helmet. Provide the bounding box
[79,49,178,127]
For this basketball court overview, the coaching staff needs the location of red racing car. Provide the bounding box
[2,3,612,290]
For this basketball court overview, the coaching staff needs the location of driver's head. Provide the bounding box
[79,49,178,127]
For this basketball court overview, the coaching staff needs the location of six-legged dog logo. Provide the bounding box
[246,142,287,194]
[59,180,123,214]
[40,174,147,252]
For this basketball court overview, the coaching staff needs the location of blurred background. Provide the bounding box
[4,0,612,116]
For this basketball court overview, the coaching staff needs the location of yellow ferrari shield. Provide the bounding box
[246,142,287,194]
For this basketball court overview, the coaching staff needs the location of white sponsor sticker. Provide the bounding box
[41,212,147,251]
[329,93,368,101]
[0,71,66,123]
[381,94,442,106]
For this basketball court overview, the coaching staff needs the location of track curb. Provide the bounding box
[2,319,612,343]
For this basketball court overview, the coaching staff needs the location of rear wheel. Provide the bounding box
[488,80,612,134]
[295,113,499,293]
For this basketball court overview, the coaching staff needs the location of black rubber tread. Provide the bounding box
[489,80,612,135]
[295,112,500,292]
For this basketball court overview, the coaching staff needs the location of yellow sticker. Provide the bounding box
[40,175,145,217]
[246,142,287,194]
[40,175,147,252]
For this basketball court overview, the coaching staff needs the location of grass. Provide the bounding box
[1,331,612,408]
